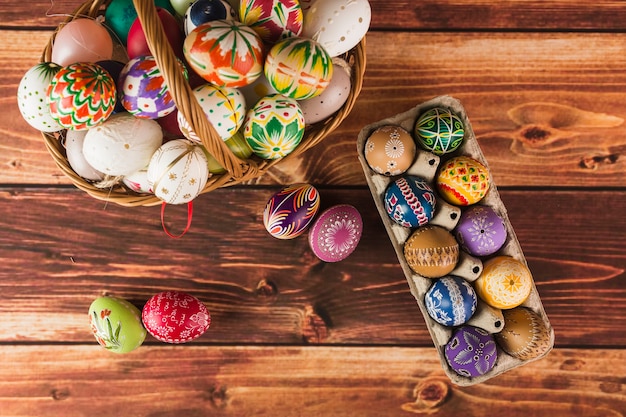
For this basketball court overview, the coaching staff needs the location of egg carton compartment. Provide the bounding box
[356,95,554,386]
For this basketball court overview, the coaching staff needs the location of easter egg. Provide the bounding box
[309,204,363,262]
[142,291,211,344]
[445,325,498,377]
[301,0,370,57]
[425,275,477,327]
[495,307,552,360]
[436,156,491,206]
[147,139,210,204]
[238,73,278,110]
[65,129,105,181]
[404,225,459,278]
[127,8,184,59]
[299,59,351,124]
[205,131,254,174]
[47,62,117,130]
[265,37,333,100]
[383,175,436,228]
[183,19,264,87]
[414,107,464,155]
[184,0,235,35]
[364,125,416,176]
[454,205,507,257]
[88,296,146,353]
[243,94,305,159]
[474,256,533,309]
[263,183,320,239]
[105,0,176,44]
[239,0,303,44]
[123,166,153,194]
[119,55,184,119]
[82,113,163,176]
[51,18,113,66]
[177,83,246,141]
[17,62,63,132]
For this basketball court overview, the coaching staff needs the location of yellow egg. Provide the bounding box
[495,307,552,360]
[436,155,490,206]
[404,225,459,278]
[474,256,532,309]
[364,125,416,176]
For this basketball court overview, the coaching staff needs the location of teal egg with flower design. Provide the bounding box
[88,296,146,353]
[414,107,464,155]
[243,93,305,160]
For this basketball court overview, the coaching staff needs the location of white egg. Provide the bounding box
[238,73,277,110]
[299,58,352,124]
[123,166,153,194]
[17,63,63,132]
[65,129,105,181]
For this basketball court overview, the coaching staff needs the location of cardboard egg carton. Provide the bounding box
[356,95,554,385]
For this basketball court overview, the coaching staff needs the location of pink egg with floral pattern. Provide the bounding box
[239,0,303,44]
[309,204,363,262]
[142,291,211,344]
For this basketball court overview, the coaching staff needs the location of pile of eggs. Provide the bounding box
[88,291,211,353]
[362,104,552,380]
[17,0,371,205]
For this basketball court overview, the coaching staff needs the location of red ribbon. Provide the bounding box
[160,201,193,238]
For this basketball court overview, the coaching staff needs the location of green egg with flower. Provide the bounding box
[88,296,146,353]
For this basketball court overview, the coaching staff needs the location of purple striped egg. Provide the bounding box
[263,184,320,239]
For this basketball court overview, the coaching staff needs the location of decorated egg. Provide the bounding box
[414,107,464,155]
[47,62,117,130]
[17,62,63,132]
[147,139,210,204]
[169,0,197,16]
[454,205,507,257]
[263,183,320,239]
[88,296,146,353]
[495,307,552,360]
[142,291,211,344]
[183,19,264,87]
[123,165,153,194]
[82,113,163,176]
[65,129,105,181]
[239,0,303,44]
[299,58,351,124]
[51,18,113,66]
[105,0,176,45]
[184,0,234,35]
[205,131,253,174]
[177,83,246,141]
[243,93,305,159]
[265,37,333,100]
[474,256,532,309]
[302,0,370,57]
[238,73,278,110]
[404,225,459,278]
[445,325,498,377]
[425,275,477,326]
[119,55,184,119]
[127,8,184,59]
[383,175,436,228]
[308,204,363,262]
[436,156,491,206]
[364,125,416,176]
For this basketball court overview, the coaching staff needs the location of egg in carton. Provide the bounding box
[356,95,554,386]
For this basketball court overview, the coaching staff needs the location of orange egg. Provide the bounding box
[495,307,553,360]
[364,125,416,176]
[404,225,459,278]
[473,256,532,309]
[436,155,490,206]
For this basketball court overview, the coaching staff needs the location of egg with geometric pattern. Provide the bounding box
[436,156,491,206]
[383,175,436,228]
[17,62,63,132]
[414,107,464,155]
[445,325,498,378]
[425,275,477,327]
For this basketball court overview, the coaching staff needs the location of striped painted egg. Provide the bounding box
[263,183,320,239]
[425,275,477,327]
[47,62,116,130]
[383,175,436,228]
[239,0,303,44]
[265,37,333,100]
[436,156,491,206]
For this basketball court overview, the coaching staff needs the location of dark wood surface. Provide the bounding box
[3,1,626,415]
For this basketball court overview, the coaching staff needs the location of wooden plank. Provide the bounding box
[0,188,624,346]
[0,345,624,417]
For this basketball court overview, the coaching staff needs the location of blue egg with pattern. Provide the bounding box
[425,275,477,327]
[383,175,436,228]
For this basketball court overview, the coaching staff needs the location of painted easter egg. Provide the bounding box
[436,156,491,206]
[383,175,436,228]
[454,205,507,257]
[425,275,477,327]
[184,0,234,35]
[51,18,113,66]
[82,113,163,176]
[147,139,210,204]
[265,36,333,100]
[142,291,211,344]
[474,256,533,309]
[119,55,184,119]
[205,131,254,174]
[65,129,105,181]
[17,62,63,132]
[177,83,246,141]
[239,0,303,44]
[105,0,176,45]
[263,183,320,239]
[364,125,416,176]
[238,73,278,110]
[47,62,116,130]
[299,58,351,124]
[88,296,146,353]
[495,307,552,360]
[404,225,459,278]
[308,204,363,262]
[183,19,264,87]
[123,166,153,194]
[445,325,498,377]
[127,7,184,59]
[414,107,464,155]
[243,93,305,159]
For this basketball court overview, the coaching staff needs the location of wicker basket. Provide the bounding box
[40,0,366,207]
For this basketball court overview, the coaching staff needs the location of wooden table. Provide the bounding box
[3,1,626,415]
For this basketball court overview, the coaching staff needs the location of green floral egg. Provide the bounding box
[88,296,146,354]
[414,107,465,156]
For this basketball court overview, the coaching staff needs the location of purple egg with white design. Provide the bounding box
[444,325,498,378]
[454,205,507,257]
[384,175,436,228]
[263,184,321,239]
[425,275,477,327]
[309,204,363,262]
